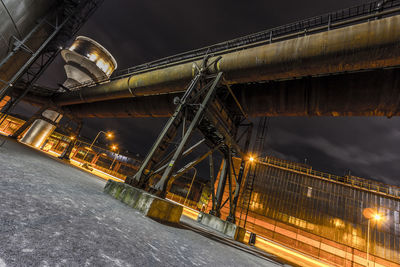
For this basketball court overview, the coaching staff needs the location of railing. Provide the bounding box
[64,0,400,91]
[260,156,400,199]
[166,192,200,211]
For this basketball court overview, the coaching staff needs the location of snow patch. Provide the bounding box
[0,257,6,267]
[150,252,161,262]
[148,244,159,251]
[101,253,129,267]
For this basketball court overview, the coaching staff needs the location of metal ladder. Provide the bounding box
[240,117,269,228]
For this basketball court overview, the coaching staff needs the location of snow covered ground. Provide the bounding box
[0,137,282,266]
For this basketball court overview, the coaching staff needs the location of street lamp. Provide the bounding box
[363,208,383,267]
[82,130,113,162]
[183,167,197,206]
[109,145,119,170]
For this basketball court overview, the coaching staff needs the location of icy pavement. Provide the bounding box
[0,137,283,267]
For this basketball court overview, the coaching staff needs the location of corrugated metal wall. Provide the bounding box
[238,162,400,263]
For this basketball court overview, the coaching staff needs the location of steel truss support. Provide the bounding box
[0,0,103,121]
[151,72,223,196]
[226,123,253,223]
[58,120,82,160]
[126,56,252,205]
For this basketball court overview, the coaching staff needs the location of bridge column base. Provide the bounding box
[197,212,245,242]
[104,180,183,224]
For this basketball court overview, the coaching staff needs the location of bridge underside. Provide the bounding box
[60,68,400,118]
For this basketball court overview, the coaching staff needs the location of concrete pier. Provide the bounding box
[197,212,246,242]
[104,180,183,223]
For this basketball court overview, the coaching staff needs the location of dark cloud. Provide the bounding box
[265,117,400,186]
[32,0,400,186]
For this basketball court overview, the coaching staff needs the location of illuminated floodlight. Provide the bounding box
[373,213,382,221]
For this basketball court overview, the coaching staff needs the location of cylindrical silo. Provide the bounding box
[20,36,117,147]
[0,0,55,110]
[0,0,54,60]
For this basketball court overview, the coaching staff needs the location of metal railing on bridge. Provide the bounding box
[65,0,400,91]
[259,156,400,199]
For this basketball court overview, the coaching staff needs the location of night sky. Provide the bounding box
[27,0,400,186]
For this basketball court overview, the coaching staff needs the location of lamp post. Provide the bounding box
[82,131,113,162]
[183,167,197,206]
[243,154,258,229]
[363,208,383,267]
[109,145,119,170]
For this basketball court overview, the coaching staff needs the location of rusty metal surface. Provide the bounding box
[59,68,400,118]
[53,14,400,106]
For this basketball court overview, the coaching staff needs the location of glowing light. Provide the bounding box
[333,218,345,228]
[106,132,113,138]
[70,136,75,140]
[96,58,110,74]
[373,214,382,221]
[111,145,118,151]
[87,53,98,62]
[249,156,255,162]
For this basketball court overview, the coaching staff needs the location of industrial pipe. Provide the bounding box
[54,14,400,106]
[62,68,400,118]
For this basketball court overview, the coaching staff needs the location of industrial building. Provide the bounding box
[213,157,400,265]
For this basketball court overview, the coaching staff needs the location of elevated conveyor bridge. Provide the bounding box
[68,0,400,89]
[30,0,400,119]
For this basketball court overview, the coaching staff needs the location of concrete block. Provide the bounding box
[120,186,141,207]
[197,212,246,242]
[235,227,246,243]
[104,180,183,224]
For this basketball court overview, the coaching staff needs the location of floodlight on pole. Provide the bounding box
[82,130,113,163]
[363,208,384,267]
[110,145,119,170]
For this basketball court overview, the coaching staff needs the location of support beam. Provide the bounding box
[227,124,253,223]
[153,73,223,196]
[214,158,229,217]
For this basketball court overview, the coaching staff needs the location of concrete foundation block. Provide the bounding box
[235,227,246,243]
[120,186,141,207]
[197,212,246,242]
[104,180,183,224]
